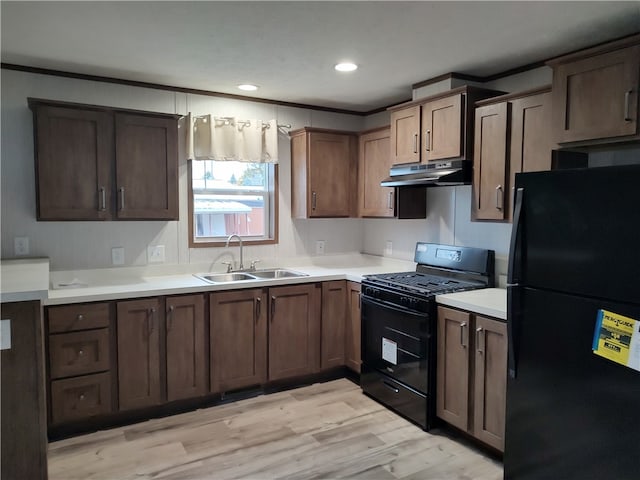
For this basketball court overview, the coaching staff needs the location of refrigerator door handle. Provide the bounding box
[507,187,524,285]
[507,287,520,379]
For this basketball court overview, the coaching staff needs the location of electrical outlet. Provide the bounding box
[14,236,29,256]
[147,245,165,263]
[384,241,393,256]
[315,240,326,255]
[111,247,125,266]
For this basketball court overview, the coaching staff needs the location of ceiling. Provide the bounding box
[2,1,639,113]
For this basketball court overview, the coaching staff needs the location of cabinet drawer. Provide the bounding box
[48,303,110,333]
[49,329,110,379]
[50,373,111,424]
[361,371,427,430]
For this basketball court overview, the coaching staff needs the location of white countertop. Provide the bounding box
[1,258,50,303]
[436,288,507,320]
[45,255,417,305]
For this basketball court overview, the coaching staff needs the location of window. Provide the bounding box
[189,160,278,246]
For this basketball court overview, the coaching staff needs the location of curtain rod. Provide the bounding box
[187,114,291,130]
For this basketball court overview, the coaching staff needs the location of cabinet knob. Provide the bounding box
[78,349,84,356]
[79,394,85,401]
[77,314,84,321]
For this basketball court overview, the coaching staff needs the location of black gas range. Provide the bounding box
[360,243,494,430]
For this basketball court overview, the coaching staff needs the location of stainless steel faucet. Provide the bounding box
[225,234,243,271]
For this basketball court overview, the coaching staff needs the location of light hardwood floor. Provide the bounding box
[48,379,503,479]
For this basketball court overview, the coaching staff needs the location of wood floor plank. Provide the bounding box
[48,379,503,480]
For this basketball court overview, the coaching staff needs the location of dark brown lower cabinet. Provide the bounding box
[268,284,321,381]
[345,281,362,373]
[210,289,267,393]
[117,298,163,410]
[436,306,507,452]
[166,294,207,402]
[1,301,48,480]
[321,281,346,369]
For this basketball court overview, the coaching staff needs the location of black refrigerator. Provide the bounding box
[505,164,640,479]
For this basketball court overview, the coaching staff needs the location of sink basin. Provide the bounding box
[250,268,308,279]
[197,272,257,283]
[195,268,308,284]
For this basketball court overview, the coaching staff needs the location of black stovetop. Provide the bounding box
[363,271,483,296]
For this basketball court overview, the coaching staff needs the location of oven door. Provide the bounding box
[361,295,431,394]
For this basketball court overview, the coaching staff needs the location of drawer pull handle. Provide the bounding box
[383,381,399,394]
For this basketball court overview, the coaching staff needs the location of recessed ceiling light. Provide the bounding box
[238,84,258,91]
[335,62,358,72]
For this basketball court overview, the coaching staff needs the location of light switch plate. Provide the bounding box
[147,245,165,263]
[384,241,393,256]
[315,240,325,255]
[111,247,125,266]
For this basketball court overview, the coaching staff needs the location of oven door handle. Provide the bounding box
[361,296,426,318]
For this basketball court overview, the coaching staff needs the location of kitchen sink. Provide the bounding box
[195,268,308,284]
[196,272,257,283]
[250,268,309,279]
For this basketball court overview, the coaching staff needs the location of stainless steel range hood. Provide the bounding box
[381,160,471,187]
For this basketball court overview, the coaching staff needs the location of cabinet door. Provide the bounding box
[115,113,178,220]
[34,105,112,220]
[210,289,267,393]
[321,281,346,370]
[422,94,463,161]
[1,301,47,480]
[358,128,395,217]
[166,294,207,402]
[117,298,162,410]
[473,315,507,452]
[552,44,640,143]
[473,102,509,220]
[436,306,471,431]
[509,92,552,221]
[390,105,421,164]
[268,284,321,381]
[308,132,353,217]
[344,282,362,373]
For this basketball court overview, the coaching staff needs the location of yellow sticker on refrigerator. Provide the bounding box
[592,309,640,372]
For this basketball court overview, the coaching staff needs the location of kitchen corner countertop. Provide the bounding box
[1,257,50,303]
[436,288,507,320]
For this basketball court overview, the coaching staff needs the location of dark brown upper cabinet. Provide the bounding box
[548,34,640,146]
[29,98,179,221]
[388,86,503,166]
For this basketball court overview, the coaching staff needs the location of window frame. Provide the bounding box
[188,160,279,248]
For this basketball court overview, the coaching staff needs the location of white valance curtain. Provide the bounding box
[186,113,278,163]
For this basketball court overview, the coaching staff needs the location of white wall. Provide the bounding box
[0,69,365,270]
[0,65,560,273]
